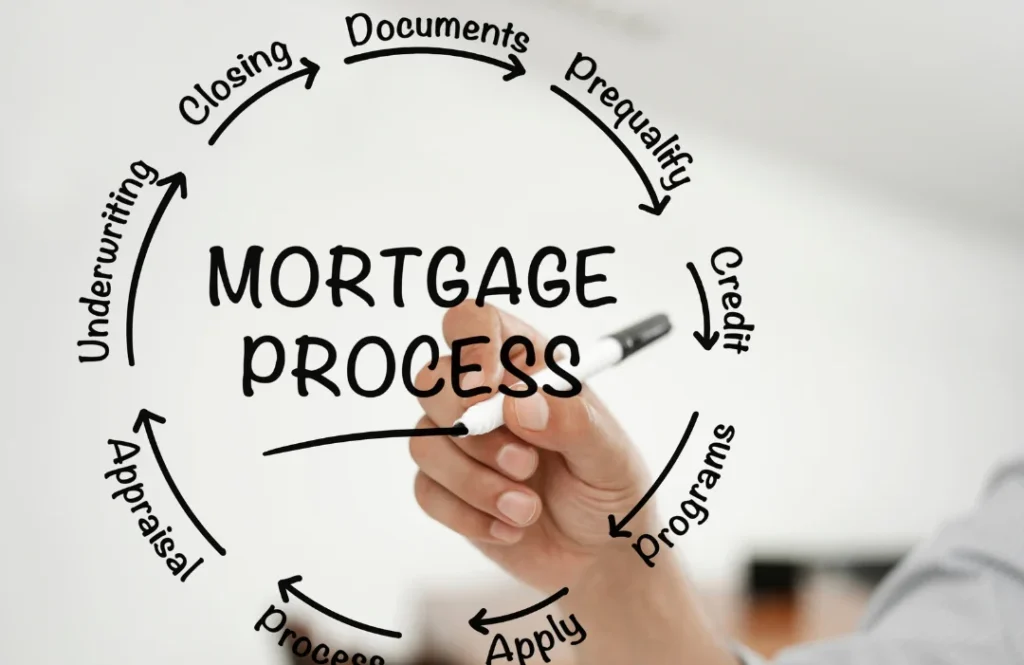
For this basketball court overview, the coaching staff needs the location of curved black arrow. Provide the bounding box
[126,172,187,367]
[208,57,321,146]
[550,85,669,216]
[344,47,525,81]
[608,411,699,539]
[133,409,226,555]
[278,575,402,639]
[469,587,569,635]
[687,263,719,350]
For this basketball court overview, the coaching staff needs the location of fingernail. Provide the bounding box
[497,491,538,526]
[513,393,549,431]
[496,444,538,481]
[490,520,524,544]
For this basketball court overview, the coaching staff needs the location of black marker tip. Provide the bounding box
[608,313,672,360]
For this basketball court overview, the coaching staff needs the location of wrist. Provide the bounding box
[563,542,737,665]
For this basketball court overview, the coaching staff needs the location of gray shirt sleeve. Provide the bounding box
[738,459,1024,665]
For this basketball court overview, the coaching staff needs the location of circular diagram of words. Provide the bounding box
[75,8,757,665]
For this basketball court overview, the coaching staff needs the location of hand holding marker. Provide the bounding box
[409,303,678,601]
[456,313,673,436]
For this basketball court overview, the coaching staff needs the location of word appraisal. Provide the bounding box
[103,438,205,582]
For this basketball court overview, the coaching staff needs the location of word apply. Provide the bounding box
[711,247,754,354]
[485,614,586,665]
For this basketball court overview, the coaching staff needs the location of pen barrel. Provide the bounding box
[606,313,672,360]
[457,397,506,437]
[456,314,671,437]
[456,338,622,436]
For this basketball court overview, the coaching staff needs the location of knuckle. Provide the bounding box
[449,459,501,503]
[407,435,432,466]
[474,431,506,463]
[414,356,449,394]
[442,301,472,330]
[413,473,433,510]
[479,471,510,503]
[561,395,599,442]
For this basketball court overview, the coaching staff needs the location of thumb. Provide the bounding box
[502,388,638,490]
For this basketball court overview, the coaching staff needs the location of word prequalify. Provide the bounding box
[209,245,617,397]
[631,425,736,568]
[562,53,693,194]
[78,160,162,363]
[487,614,586,665]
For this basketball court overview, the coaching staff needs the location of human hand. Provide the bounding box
[408,303,656,593]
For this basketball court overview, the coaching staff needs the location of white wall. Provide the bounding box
[2,1,1022,664]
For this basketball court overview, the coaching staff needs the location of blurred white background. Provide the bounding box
[1,0,1022,664]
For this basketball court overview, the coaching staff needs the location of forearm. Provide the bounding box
[565,545,738,665]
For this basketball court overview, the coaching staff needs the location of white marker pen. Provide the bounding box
[454,313,672,437]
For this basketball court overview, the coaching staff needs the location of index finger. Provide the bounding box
[441,302,549,406]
